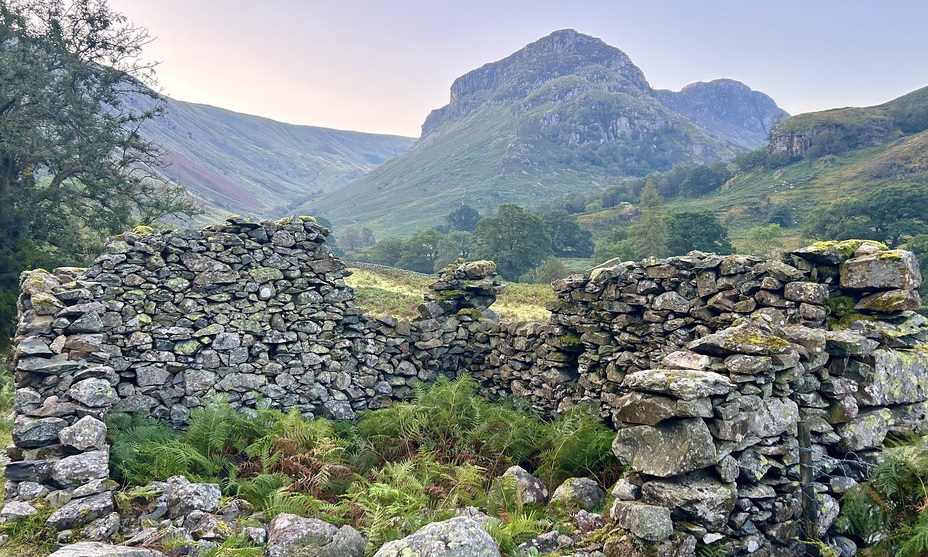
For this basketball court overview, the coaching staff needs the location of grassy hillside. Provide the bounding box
[129,94,415,220]
[345,266,553,322]
[304,31,785,239]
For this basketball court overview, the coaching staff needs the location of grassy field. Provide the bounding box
[345,266,556,323]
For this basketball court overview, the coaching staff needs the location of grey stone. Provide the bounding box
[4,460,53,483]
[13,415,67,448]
[68,378,118,408]
[750,398,799,438]
[783,281,829,304]
[856,289,922,312]
[0,500,38,520]
[51,449,109,488]
[688,324,792,356]
[48,542,165,557]
[610,500,672,541]
[837,408,894,452]
[611,478,641,501]
[825,331,879,356]
[268,513,365,557]
[18,481,49,500]
[613,418,718,477]
[622,369,734,400]
[46,492,114,530]
[640,472,737,530]
[501,465,548,505]
[373,517,500,557]
[611,392,677,426]
[653,292,691,313]
[855,349,928,405]
[550,477,605,512]
[58,416,108,451]
[661,350,713,371]
[840,251,922,291]
[166,479,221,517]
[80,512,121,541]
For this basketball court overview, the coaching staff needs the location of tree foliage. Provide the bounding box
[0,0,201,345]
[666,211,733,256]
[806,184,928,247]
[626,182,667,259]
[541,210,593,258]
[473,204,552,280]
[444,204,481,232]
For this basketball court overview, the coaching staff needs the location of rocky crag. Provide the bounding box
[7,216,928,557]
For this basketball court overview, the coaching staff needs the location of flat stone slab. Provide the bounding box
[841,250,922,291]
[622,370,734,400]
[613,418,718,477]
[856,349,928,406]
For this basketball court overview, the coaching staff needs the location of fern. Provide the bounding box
[535,403,622,490]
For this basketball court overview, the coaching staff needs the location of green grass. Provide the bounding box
[345,266,555,322]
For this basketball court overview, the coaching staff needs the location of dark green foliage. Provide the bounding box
[767,205,794,227]
[0,0,201,348]
[535,404,623,490]
[366,238,405,266]
[666,211,734,256]
[806,184,928,247]
[395,229,444,274]
[626,182,668,259]
[445,205,482,232]
[542,210,594,257]
[473,204,553,280]
[592,228,632,264]
[837,435,928,556]
[520,256,568,284]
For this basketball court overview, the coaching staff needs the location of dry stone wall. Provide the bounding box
[8,218,928,556]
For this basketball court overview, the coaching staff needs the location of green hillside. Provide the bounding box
[129,95,415,220]
[304,30,786,239]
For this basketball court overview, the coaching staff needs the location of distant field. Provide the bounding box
[345,266,555,323]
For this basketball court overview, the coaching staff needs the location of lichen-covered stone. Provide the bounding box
[837,408,894,452]
[49,542,165,557]
[622,370,734,401]
[373,517,500,557]
[550,477,606,511]
[501,466,548,505]
[840,250,922,291]
[610,500,672,541]
[58,416,107,451]
[855,349,928,405]
[613,419,718,477]
[641,472,737,530]
[46,492,114,530]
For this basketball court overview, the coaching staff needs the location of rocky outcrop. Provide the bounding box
[372,517,500,557]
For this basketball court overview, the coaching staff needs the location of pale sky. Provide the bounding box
[109,1,928,138]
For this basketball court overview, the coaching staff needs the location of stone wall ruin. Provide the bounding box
[8,217,928,556]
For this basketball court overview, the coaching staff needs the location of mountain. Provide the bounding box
[576,86,928,244]
[130,95,415,219]
[304,29,787,237]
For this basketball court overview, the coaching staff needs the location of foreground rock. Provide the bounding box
[267,513,365,557]
[49,543,166,557]
[373,517,500,557]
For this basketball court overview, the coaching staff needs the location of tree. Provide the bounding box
[0,0,200,346]
[744,224,784,255]
[542,210,594,258]
[592,228,632,264]
[396,229,444,274]
[666,212,734,256]
[626,182,668,259]
[806,184,928,247]
[472,204,552,280]
[434,231,473,269]
[520,256,568,284]
[444,205,481,232]
[366,238,405,266]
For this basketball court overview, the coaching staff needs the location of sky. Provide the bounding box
[108,0,928,138]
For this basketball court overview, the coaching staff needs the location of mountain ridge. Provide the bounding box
[305,29,787,238]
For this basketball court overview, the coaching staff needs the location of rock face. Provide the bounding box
[373,517,500,557]
[613,419,717,477]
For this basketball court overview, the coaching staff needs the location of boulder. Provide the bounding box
[59,415,108,451]
[0,500,38,520]
[373,517,499,557]
[550,477,606,512]
[51,449,109,488]
[640,472,737,530]
[49,543,165,557]
[267,513,365,557]
[840,251,921,291]
[603,530,697,557]
[68,378,118,408]
[855,349,928,405]
[501,466,548,505]
[613,419,717,477]
[837,408,894,452]
[46,492,114,530]
[12,415,67,448]
[166,479,221,517]
[622,370,734,400]
[610,500,672,541]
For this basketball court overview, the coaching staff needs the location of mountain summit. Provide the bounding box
[305,30,788,237]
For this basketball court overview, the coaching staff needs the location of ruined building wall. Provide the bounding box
[8,218,928,556]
